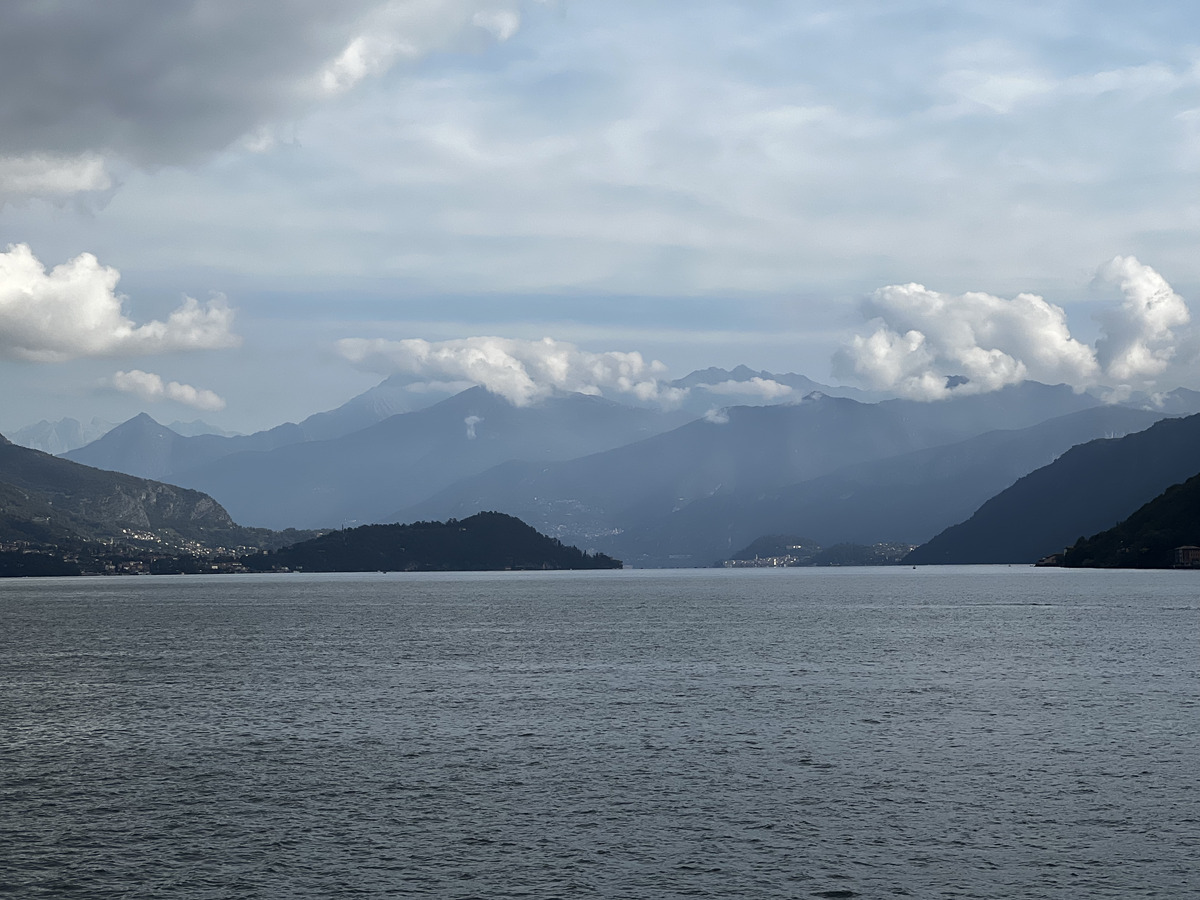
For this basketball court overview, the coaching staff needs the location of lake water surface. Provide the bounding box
[1,567,1197,898]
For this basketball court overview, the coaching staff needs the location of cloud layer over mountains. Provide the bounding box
[334,258,1199,407]
[337,335,684,407]
[6,235,1197,420]
[836,257,1195,400]
[5,3,1200,431]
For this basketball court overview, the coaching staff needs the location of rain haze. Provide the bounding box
[4,0,1200,432]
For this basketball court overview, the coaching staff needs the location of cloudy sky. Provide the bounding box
[4,0,1200,432]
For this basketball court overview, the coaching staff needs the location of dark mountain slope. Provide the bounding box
[906,412,1200,564]
[1060,472,1200,568]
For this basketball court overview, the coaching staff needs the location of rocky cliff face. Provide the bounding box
[71,481,236,533]
[0,433,253,549]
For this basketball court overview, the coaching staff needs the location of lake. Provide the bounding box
[1,567,1197,898]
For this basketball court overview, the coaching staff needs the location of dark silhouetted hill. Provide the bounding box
[1060,472,1200,568]
[906,412,1200,564]
[243,511,621,572]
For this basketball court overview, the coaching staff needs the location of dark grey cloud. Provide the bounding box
[0,1,379,164]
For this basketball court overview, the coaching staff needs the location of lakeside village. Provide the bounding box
[0,534,257,577]
[9,525,1200,576]
[722,540,917,568]
[6,534,917,575]
[0,512,620,576]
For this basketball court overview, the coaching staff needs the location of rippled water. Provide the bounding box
[1,567,1198,898]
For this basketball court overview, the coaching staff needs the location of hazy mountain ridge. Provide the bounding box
[62,372,448,482]
[167,420,239,437]
[60,365,862,482]
[396,382,1107,565]
[603,405,1165,566]
[173,387,693,529]
[10,417,115,455]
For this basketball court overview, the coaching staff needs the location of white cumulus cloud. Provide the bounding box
[337,335,685,406]
[0,244,240,362]
[835,256,1196,399]
[111,370,226,412]
[1094,256,1191,382]
[834,282,1098,400]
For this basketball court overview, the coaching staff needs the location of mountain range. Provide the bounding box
[395,382,1130,565]
[24,367,1200,569]
[62,372,454,481]
[69,387,693,530]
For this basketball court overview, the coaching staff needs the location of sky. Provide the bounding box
[4,0,1200,433]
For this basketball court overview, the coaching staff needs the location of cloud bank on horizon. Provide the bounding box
[337,335,685,406]
[5,238,1197,420]
[5,2,1200,429]
[835,257,1195,400]
[336,256,1199,406]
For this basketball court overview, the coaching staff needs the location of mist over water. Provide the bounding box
[2,568,1197,898]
